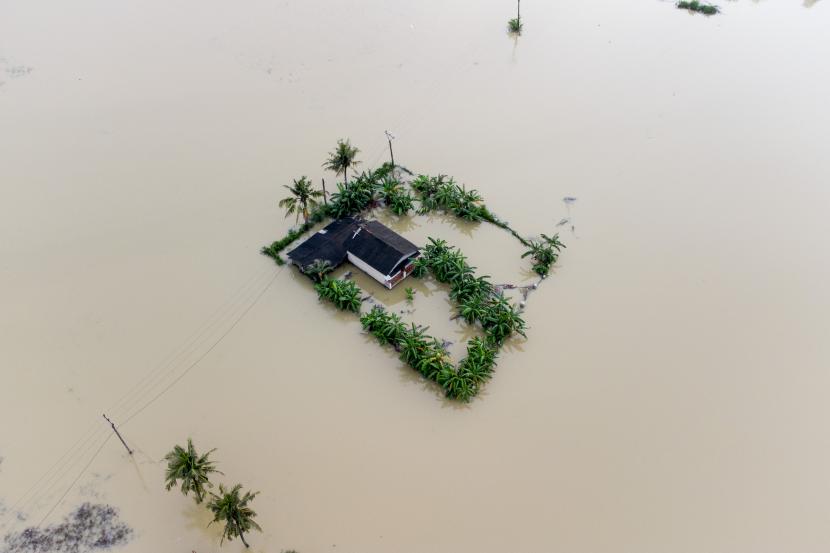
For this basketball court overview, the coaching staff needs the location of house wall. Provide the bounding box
[347,252,392,289]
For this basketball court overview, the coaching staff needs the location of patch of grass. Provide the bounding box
[508,18,523,33]
[677,1,719,15]
[405,287,415,302]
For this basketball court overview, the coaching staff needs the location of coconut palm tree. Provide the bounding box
[322,139,361,185]
[207,484,261,548]
[304,259,334,282]
[163,439,221,504]
[279,176,324,224]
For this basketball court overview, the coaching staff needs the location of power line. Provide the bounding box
[5,265,282,529]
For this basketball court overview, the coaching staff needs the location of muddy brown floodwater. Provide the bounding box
[2,1,830,552]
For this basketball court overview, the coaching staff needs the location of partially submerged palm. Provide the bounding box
[164,439,220,504]
[208,484,261,548]
[322,139,361,184]
[304,258,334,282]
[279,176,323,224]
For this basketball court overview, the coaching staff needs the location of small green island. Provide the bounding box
[677,1,720,15]
[262,139,565,403]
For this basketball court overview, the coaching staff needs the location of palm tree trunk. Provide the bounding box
[322,178,328,205]
[344,166,349,185]
[517,0,521,22]
[235,519,249,548]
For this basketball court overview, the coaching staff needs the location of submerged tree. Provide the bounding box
[508,0,523,33]
[163,439,221,504]
[521,233,565,276]
[322,138,361,185]
[304,258,334,282]
[279,176,324,224]
[207,484,262,548]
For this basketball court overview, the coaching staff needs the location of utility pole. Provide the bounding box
[103,414,133,455]
[385,130,396,169]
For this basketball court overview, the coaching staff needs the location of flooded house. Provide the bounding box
[287,217,420,289]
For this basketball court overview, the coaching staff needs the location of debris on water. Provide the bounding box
[441,339,453,350]
[5,66,32,79]
[556,218,570,227]
[342,271,353,280]
[2,503,132,553]
[361,295,373,303]
[562,196,577,205]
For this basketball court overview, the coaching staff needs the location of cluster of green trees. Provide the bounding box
[677,0,719,14]
[258,138,567,402]
[314,276,363,312]
[360,306,497,401]
[417,238,526,345]
[358,237,525,401]
[410,174,492,222]
[261,139,363,263]
[164,439,261,548]
[521,233,566,276]
[261,137,559,278]
[380,176,415,216]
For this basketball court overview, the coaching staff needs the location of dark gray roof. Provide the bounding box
[347,222,419,276]
[286,217,419,277]
[286,217,357,269]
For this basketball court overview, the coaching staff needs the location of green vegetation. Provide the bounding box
[458,337,498,386]
[329,171,378,218]
[362,305,500,402]
[315,277,363,312]
[361,238,524,401]
[279,176,324,224]
[163,439,221,504]
[361,305,408,346]
[304,259,334,282]
[207,484,261,548]
[322,138,361,185]
[260,140,569,403]
[508,0,522,33]
[677,1,719,14]
[163,441,264,548]
[261,203,331,262]
[522,233,566,276]
[417,238,526,345]
[380,176,415,216]
[411,174,491,222]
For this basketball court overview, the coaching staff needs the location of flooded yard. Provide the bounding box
[2,0,830,552]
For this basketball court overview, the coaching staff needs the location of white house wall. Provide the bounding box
[347,252,391,288]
